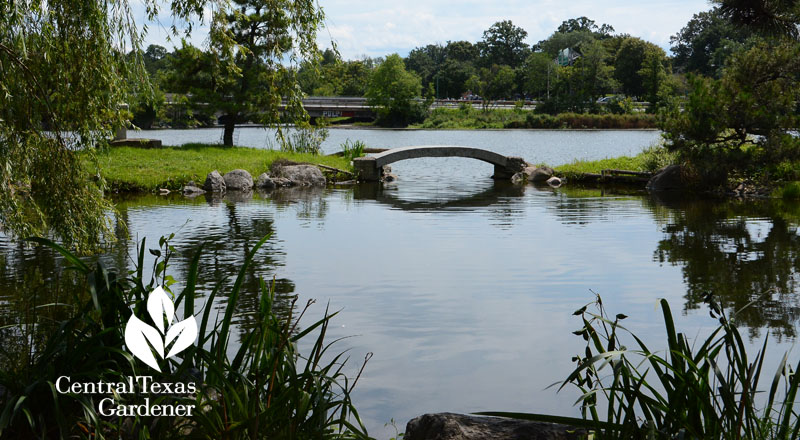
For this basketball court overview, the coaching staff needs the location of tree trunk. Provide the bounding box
[223,121,235,147]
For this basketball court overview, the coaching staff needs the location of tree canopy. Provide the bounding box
[670,8,752,76]
[478,20,530,68]
[169,0,323,146]
[365,54,424,126]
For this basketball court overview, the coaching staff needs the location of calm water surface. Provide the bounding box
[3,128,800,438]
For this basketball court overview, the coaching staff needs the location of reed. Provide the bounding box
[0,235,369,439]
[482,294,800,439]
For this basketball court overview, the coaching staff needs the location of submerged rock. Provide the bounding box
[223,169,254,191]
[511,172,525,185]
[405,413,584,440]
[203,170,226,193]
[547,176,562,187]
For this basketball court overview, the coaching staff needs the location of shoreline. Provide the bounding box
[137,124,661,132]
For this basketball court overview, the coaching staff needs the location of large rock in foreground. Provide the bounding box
[273,164,326,186]
[405,413,584,440]
[646,164,685,192]
[203,170,226,193]
[223,169,254,191]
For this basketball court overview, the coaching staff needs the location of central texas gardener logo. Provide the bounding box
[125,286,198,372]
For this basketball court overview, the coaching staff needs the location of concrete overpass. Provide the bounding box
[300,97,375,120]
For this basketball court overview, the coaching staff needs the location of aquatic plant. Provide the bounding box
[275,126,330,155]
[482,294,800,439]
[0,234,369,439]
[341,140,367,162]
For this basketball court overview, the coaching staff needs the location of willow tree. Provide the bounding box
[0,0,323,250]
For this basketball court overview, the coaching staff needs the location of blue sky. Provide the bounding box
[139,0,714,59]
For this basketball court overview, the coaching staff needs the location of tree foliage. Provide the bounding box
[614,37,665,98]
[660,41,800,184]
[556,16,615,37]
[0,0,159,252]
[520,52,555,99]
[170,0,323,146]
[0,0,324,250]
[366,54,424,126]
[478,20,530,68]
[714,0,800,39]
[670,8,753,76]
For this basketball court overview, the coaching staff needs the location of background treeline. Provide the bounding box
[130,6,779,128]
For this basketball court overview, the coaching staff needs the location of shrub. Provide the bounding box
[640,143,677,172]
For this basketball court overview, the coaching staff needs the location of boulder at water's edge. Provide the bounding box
[223,169,254,191]
[203,170,226,193]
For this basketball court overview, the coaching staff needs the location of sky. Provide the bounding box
[139,0,714,60]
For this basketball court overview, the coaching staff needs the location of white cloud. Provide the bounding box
[134,0,712,58]
[318,0,712,59]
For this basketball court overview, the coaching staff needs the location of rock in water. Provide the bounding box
[524,166,554,183]
[203,170,226,193]
[182,184,206,197]
[646,164,685,192]
[405,413,585,440]
[223,169,254,191]
[274,164,326,186]
[256,173,276,189]
[272,177,293,187]
[546,176,562,187]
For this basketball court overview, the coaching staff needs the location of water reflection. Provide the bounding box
[651,195,800,339]
[7,182,800,436]
[354,181,525,210]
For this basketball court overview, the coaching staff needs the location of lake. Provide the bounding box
[2,127,798,438]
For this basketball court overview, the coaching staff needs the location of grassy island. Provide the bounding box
[92,143,353,192]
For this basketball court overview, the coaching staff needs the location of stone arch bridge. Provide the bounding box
[352,146,527,181]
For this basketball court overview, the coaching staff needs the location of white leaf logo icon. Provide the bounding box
[147,286,175,334]
[165,316,198,358]
[124,286,198,372]
[125,315,164,371]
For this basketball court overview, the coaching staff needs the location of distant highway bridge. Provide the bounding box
[164,95,648,123]
[300,96,375,120]
[298,96,539,120]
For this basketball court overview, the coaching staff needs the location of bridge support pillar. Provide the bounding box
[492,156,527,180]
[353,156,383,181]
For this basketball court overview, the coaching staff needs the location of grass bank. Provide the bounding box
[92,143,353,192]
[554,145,675,180]
[413,108,657,130]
